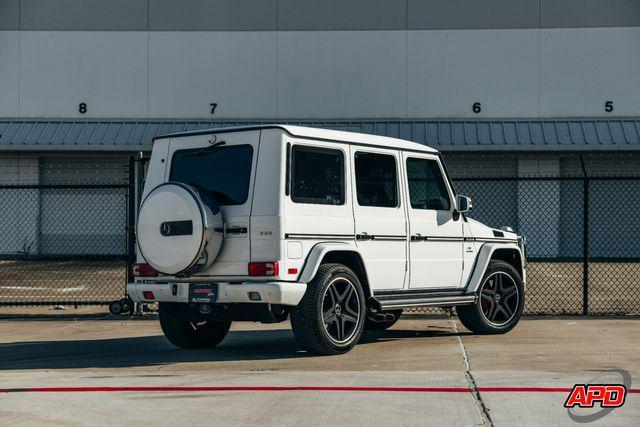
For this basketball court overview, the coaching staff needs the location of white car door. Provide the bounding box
[350,147,408,291]
[403,153,464,289]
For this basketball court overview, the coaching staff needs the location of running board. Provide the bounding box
[378,295,476,310]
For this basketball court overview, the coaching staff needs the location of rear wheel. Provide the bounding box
[364,309,403,331]
[290,264,366,355]
[159,303,231,349]
[456,260,524,334]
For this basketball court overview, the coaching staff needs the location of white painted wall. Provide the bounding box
[0,31,19,117]
[277,31,406,118]
[540,27,640,118]
[407,29,539,118]
[149,32,277,118]
[19,32,147,118]
[2,27,640,119]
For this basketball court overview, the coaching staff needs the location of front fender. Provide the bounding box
[465,242,525,294]
[298,241,367,287]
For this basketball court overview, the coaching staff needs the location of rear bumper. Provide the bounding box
[127,281,307,306]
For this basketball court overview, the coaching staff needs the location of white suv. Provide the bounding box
[128,125,526,355]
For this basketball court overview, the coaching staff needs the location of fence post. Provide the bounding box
[582,176,589,316]
[126,156,136,285]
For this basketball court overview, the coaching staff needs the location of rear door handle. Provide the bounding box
[214,226,247,234]
[226,227,247,234]
[410,234,426,242]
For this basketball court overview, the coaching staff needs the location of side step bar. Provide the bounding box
[377,295,476,310]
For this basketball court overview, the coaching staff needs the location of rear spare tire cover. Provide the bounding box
[137,182,223,276]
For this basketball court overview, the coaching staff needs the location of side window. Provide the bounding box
[354,152,398,208]
[291,145,344,205]
[406,157,451,210]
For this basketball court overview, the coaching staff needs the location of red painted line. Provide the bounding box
[1,386,638,394]
[0,386,470,394]
[478,387,640,394]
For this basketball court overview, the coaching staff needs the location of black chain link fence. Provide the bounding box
[0,184,132,306]
[1,157,638,315]
[0,149,135,309]
[407,175,640,316]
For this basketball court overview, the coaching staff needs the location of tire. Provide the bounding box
[290,263,366,355]
[364,309,403,331]
[159,303,231,349]
[456,260,524,334]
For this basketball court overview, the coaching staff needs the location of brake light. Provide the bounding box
[248,262,279,277]
[132,263,159,278]
[142,291,155,300]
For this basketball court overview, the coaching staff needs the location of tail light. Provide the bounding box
[132,263,159,278]
[248,262,279,277]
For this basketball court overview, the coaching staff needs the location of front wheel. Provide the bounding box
[456,260,524,334]
[159,303,231,349]
[290,263,366,355]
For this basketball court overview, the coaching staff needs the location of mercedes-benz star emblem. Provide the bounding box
[159,222,171,236]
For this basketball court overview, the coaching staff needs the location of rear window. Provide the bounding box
[354,151,398,208]
[291,145,344,205]
[170,145,253,205]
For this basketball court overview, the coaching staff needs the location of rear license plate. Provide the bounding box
[189,283,217,304]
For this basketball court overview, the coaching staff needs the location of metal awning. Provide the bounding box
[1,119,639,151]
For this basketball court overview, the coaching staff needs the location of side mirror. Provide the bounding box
[456,195,472,213]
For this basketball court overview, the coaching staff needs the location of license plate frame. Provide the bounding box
[188,283,217,304]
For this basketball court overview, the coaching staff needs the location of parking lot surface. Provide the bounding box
[1,316,638,426]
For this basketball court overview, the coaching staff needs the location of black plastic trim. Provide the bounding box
[285,233,354,240]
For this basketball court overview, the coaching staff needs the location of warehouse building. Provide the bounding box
[1,0,640,259]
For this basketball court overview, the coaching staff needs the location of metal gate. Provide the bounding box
[0,156,141,306]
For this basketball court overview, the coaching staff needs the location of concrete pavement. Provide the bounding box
[0,317,638,426]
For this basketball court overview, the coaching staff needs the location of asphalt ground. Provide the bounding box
[0,316,639,426]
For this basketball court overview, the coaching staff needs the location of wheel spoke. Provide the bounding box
[483,299,495,320]
[502,286,517,300]
[323,307,335,322]
[327,285,338,306]
[337,284,353,303]
[336,317,345,341]
[342,313,357,325]
[502,301,514,318]
[496,274,503,292]
[483,287,495,296]
[490,303,501,322]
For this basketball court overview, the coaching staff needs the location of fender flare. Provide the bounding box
[464,242,525,294]
[298,242,372,297]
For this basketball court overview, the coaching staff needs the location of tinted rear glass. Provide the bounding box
[170,145,253,205]
[354,152,398,208]
[291,145,344,205]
